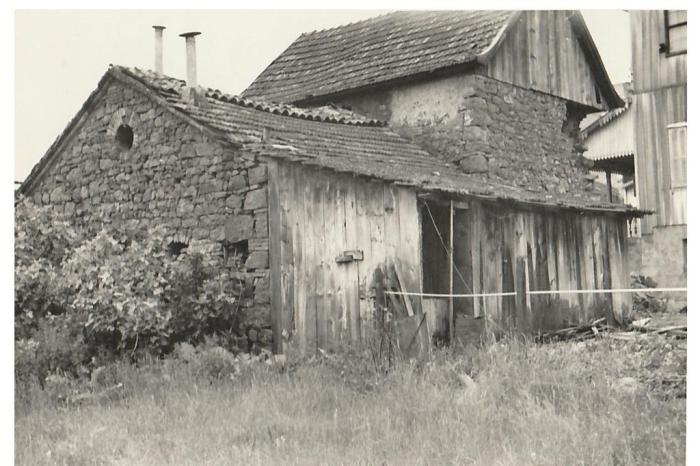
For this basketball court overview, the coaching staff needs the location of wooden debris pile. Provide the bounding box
[535,317,610,343]
[536,315,688,343]
[629,317,687,338]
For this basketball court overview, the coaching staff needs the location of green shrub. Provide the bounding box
[61,229,244,354]
[14,198,246,386]
[15,199,80,338]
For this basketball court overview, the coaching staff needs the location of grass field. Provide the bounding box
[15,334,686,466]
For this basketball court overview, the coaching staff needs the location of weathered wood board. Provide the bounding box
[268,160,422,353]
[268,160,633,353]
[486,10,608,110]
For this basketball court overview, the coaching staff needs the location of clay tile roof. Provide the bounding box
[242,10,513,103]
[19,64,642,216]
[121,67,386,127]
[114,66,641,214]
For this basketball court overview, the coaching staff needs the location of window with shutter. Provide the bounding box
[669,123,687,189]
[668,122,687,224]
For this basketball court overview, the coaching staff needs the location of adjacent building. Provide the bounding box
[628,10,687,305]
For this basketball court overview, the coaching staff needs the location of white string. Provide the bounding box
[527,287,687,295]
[385,288,686,298]
[385,291,516,298]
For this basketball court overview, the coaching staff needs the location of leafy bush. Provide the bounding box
[15,199,80,338]
[15,198,246,386]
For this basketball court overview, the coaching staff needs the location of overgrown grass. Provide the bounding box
[15,336,686,466]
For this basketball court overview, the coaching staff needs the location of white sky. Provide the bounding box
[14,9,631,182]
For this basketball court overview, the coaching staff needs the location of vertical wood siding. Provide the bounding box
[453,201,631,334]
[630,11,687,94]
[269,161,632,352]
[268,160,422,353]
[630,10,687,233]
[633,85,687,233]
[486,11,605,110]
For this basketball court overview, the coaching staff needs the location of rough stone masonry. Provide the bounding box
[328,73,595,198]
[26,79,273,350]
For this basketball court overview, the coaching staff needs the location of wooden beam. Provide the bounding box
[605,170,613,202]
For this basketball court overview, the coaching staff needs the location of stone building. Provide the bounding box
[19,11,643,354]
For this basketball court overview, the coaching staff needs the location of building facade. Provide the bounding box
[628,10,687,305]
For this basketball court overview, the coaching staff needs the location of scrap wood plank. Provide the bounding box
[394,312,429,360]
[385,266,405,316]
[394,266,415,317]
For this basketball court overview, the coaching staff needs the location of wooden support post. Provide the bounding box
[605,170,613,202]
[449,200,454,344]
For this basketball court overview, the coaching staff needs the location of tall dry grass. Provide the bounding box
[15,336,685,465]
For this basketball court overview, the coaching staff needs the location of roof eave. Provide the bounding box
[568,11,625,109]
[256,145,649,218]
[292,59,482,106]
[475,11,523,65]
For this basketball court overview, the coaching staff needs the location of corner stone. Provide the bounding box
[244,188,267,210]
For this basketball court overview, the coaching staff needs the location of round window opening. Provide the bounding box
[115,124,134,150]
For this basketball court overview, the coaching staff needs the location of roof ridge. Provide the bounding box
[300,10,506,37]
[300,10,400,37]
[114,65,387,127]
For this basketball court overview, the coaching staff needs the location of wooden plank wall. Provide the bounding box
[629,11,687,233]
[630,11,687,94]
[452,200,631,336]
[268,160,422,354]
[633,85,687,233]
[486,10,605,110]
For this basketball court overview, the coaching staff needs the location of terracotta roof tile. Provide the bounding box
[242,10,513,103]
[113,66,640,214]
[21,65,639,215]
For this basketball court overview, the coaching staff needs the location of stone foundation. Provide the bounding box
[628,225,687,310]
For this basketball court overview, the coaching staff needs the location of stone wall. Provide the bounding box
[25,78,272,349]
[628,225,687,310]
[327,73,595,196]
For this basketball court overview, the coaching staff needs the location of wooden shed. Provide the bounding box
[260,145,640,354]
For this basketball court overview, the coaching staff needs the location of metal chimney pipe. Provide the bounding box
[153,26,165,73]
[179,32,201,87]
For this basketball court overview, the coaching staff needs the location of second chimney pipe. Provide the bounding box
[153,26,165,74]
[180,31,201,87]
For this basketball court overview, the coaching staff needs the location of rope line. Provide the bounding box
[527,287,687,295]
[385,288,687,298]
[385,291,517,298]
